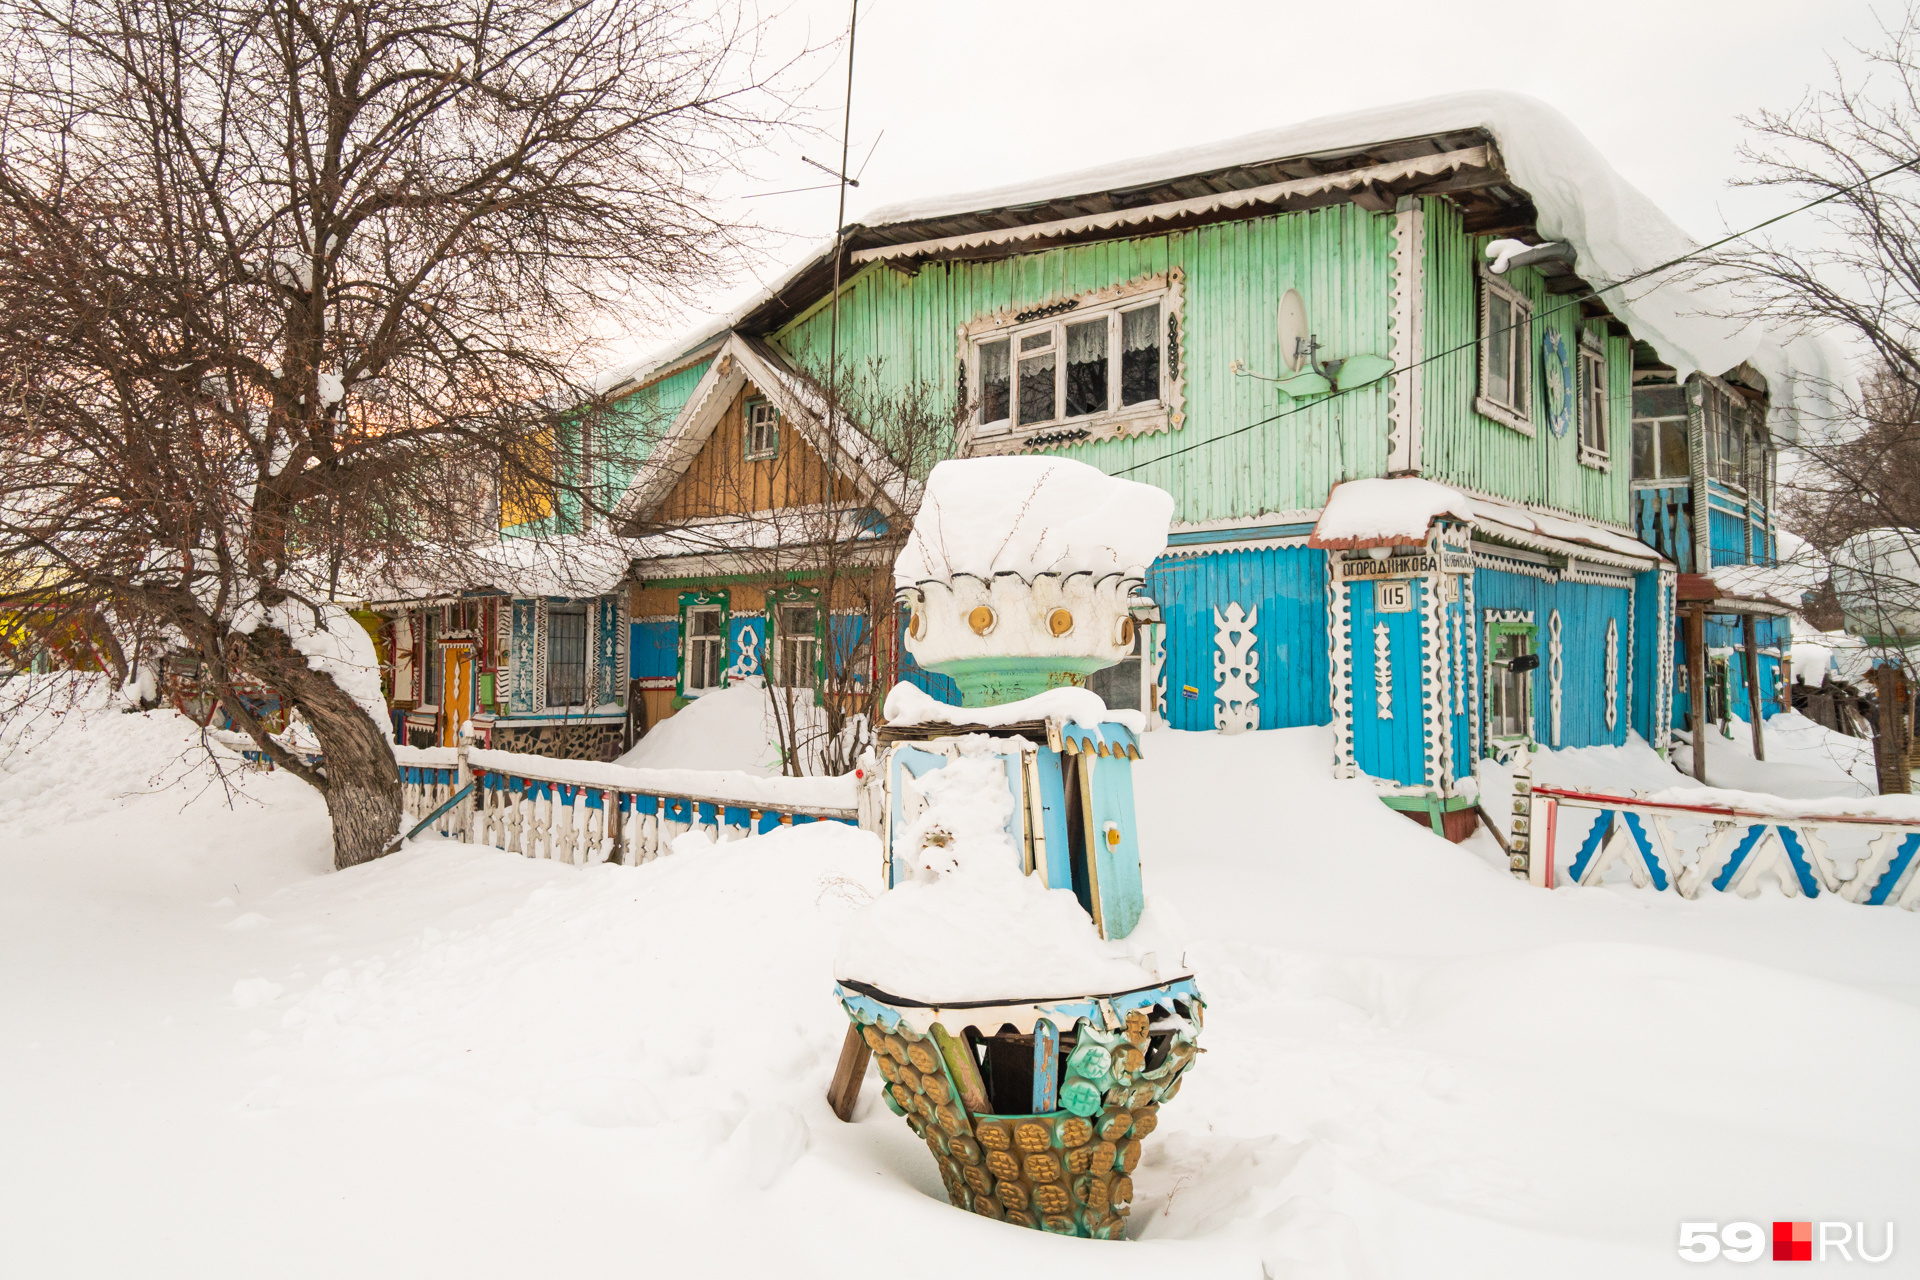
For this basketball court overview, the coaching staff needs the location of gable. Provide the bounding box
[651,381,854,525]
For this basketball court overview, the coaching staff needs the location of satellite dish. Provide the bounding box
[1277,289,1309,372]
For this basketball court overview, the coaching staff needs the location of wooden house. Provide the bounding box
[606,333,919,738]
[366,543,632,758]
[519,94,1835,810]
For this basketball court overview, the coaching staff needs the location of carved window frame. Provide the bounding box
[1475,266,1535,435]
[1578,330,1610,470]
[1484,611,1537,752]
[957,269,1185,457]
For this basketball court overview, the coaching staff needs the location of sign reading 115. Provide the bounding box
[1374,580,1412,613]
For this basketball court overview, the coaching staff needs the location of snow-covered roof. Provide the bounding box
[361,535,637,605]
[1310,477,1665,567]
[894,457,1173,586]
[822,93,1842,442]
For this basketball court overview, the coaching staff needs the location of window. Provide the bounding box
[1578,337,1608,464]
[1630,384,1689,481]
[744,397,779,461]
[547,606,588,707]
[773,603,819,688]
[1703,381,1757,488]
[967,279,1176,449]
[1476,272,1534,432]
[1487,624,1535,743]
[683,606,723,693]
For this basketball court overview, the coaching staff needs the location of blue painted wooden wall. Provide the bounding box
[1473,570,1632,750]
[1349,578,1427,784]
[630,619,677,682]
[1631,570,1665,741]
[1144,545,1330,733]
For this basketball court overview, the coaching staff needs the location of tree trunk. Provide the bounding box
[246,625,404,869]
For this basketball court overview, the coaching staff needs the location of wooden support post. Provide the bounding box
[455,722,472,840]
[1873,663,1914,796]
[1687,607,1709,784]
[1742,615,1766,763]
[826,1023,871,1123]
[1031,1017,1058,1114]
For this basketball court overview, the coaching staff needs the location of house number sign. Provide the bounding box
[1374,580,1413,613]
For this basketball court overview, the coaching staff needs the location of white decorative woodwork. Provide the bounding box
[1373,622,1394,720]
[1548,608,1564,748]
[1605,616,1620,731]
[1212,602,1260,735]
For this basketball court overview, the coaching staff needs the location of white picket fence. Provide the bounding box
[396,742,861,867]
[1514,771,1920,907]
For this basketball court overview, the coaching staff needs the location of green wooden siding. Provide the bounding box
[772,205,1397,526]
[505,357,711,537]
[1419,198,1632,527]
[767,198,1639,531]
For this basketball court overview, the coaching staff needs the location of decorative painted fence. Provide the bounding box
[1515,775,1920,908]
[396,743,861,867]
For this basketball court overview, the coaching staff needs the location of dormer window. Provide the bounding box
[962,271,1184,454]
[744,397,779,461]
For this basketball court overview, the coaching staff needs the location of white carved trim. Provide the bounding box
[1626,578,1637,738]
[1465,573,1480,764]
[1420,570,1451,787]
[1373,622,1394,720]
[1388,198,1426,474]
[1655,568,1676,757]
[1213,602,1259,735]
[1327,564,1357,778]
[1472,548,1559,583]
[1605,616,1620,731]
[1548,608,1565,748]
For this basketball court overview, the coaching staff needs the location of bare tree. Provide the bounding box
[1708,8,1920,788]
[624,359,959,776]
[0,0,794,866]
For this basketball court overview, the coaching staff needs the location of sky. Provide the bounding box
[601,0,1892,368]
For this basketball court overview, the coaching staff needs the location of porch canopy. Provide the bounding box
[1307,476,1666,573]
[1674,565,1810,777]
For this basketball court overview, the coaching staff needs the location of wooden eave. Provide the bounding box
[1676,573,1795,617]
[734,127,1543,336]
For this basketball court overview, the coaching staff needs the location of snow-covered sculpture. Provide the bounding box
[831,457,1202,1241]
[893,457,1170,704]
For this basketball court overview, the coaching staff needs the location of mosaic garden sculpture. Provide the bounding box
[831,457,1203,1239]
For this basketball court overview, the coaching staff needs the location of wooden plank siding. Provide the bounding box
[1418,199,1634,528]
[771,205,1397,526]
[650,383,855,524]
[1350,578,1428,785]
[1474,569,1633,750]
[1143,545,1331,733]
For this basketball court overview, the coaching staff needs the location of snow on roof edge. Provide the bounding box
[852,91,1848,431]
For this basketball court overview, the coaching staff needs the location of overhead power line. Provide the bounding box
[1108,153,1920,479]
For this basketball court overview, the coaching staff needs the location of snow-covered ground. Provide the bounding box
[1672,710,1879,798]
[2,697,1916,1278]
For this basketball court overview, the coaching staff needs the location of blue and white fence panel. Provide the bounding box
[395,745,861,867]
[1524,783,1920,907]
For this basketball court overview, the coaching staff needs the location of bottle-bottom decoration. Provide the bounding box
[835,978,1203,1239]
